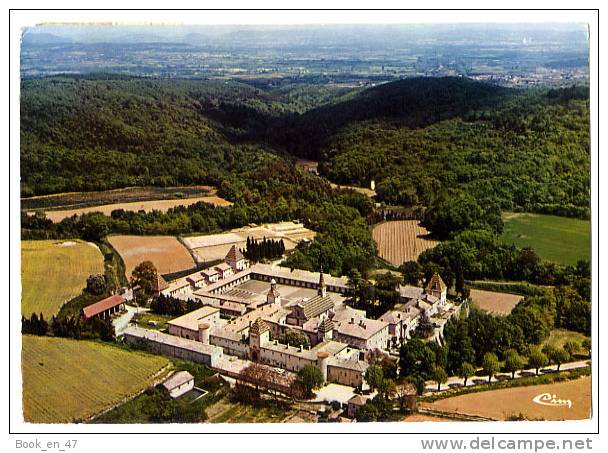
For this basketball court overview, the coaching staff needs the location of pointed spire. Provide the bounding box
[318,266,327,297]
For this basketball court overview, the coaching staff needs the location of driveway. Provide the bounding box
[113,305,145,336]
[423,359,591,393]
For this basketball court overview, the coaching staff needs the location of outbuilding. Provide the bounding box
[162,371,194,398]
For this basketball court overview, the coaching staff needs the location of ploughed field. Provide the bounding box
[501,212,590,265]
[421,377,591,421]
[21,240,105,317]
[372,220,438,266]
[469,288,523,315]
[108,235,196,279]
[21,185,220,211]
[40,196,232,223]
[21,336,169,423]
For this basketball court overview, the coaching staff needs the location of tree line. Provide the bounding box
[243,237,286,262]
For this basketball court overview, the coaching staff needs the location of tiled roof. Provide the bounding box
[201,269,220,277]
[426,273,447,292]
[331,359,369,373]
[215,263,232,272]
[318,317,335,333]
[166,306,220,331]
[250,264,349,290]
[82,294,125,319]
[336,317,388,340]
[347,395,370,406]
[249,318,269,335]
[163,371,193,391]
[300,294,334,319]
[398,285,424,300]
[153,273,169,292]
[225,244,244,263]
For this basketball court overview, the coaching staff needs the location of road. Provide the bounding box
[113,305,145,336]
[424,359,591,393]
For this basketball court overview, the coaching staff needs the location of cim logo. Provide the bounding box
[532,393,572,408]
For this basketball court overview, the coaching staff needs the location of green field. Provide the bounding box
[22,336,170,423]
[501,213,591,265]
[21,240,105,317]
[542,328,590,351]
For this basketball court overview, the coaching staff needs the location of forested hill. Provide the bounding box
[20,74,354,196]
[272,77,514,159]
[21,75,589,219]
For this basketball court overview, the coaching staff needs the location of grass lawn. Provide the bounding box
[22,336,169,423]
[542,328,590,351]
[132,312,173,331]
[21,240,105,317]
[501,213,590,265]
[205,396,296,423]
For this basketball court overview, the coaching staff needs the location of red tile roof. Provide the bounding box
[82,295,125,319]
[225,244,244,263]
[153,273,169,292]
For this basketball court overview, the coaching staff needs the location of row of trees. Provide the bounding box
[149,294,206,317]
[398,307,591,392]
[21,312,115,341]
[243,237,286,262]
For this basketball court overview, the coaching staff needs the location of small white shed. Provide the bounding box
[162,371,195,399]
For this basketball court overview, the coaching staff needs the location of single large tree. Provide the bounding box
[458,362,475,387]
[430,365,448,391]
[550,347,570,371]
[528,348,548,376]
[504,349,525,379]
[131,260,158,300]
[563,341,579,360]
[482,352,499,383]
[399,261,423,286]
[365,364,385,391]
[296,365,324,397]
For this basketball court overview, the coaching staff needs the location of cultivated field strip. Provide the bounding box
[39,196,232,223]
[108,235,196,278]
[372,220,438,266]
[21,240,105,317]
[22,336,169,423]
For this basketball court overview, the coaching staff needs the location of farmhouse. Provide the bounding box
[162,371,194,398]
[82,294,125,320]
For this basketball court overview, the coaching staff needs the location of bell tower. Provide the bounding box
[318,268,327,298]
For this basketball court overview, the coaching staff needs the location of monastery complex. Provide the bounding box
[124,245,462,390]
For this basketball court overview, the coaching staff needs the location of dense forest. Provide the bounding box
[21,74,590,278]
[22,75,589,219]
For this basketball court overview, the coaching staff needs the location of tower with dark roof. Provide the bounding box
[318,268,327,298]
[248,318,270,360]
[317,315,335,342]
[225,244,247,272]
[425,273,447,304]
